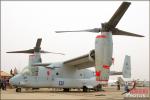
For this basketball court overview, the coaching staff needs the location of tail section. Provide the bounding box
[109,55,131,78]
[122,55,131,78]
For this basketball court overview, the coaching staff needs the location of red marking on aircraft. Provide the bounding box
[96,35,107,38]
[47,69,51,76]
[96,71,101,76]
[103,65,110,69]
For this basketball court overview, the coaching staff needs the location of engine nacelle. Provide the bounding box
[89,50,95,62]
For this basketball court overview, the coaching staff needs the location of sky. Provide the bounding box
[1,1,149,81]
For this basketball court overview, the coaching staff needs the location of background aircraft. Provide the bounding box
[8,2,143,92]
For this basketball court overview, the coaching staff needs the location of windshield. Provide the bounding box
[21,66,32,76]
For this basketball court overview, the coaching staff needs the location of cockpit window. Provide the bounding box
[21,67,32,76]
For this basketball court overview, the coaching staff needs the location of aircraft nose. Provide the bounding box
[9,75,21,86]
[9,77,15,85]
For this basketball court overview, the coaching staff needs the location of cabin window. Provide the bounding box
[23,76,27,79]
[80,73,82,76]
[93,72,95,76]
[56,72,59,76]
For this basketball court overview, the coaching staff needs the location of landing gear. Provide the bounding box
[94,84,104,91]
[63,88,70,92]
[83,86,89,92]
[16,88,21,92]
[32,88,39,90]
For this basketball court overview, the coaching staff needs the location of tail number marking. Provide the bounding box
[59,81,64,86]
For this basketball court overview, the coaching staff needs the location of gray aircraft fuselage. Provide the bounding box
[10,63,100,88]
[10,61,120,89]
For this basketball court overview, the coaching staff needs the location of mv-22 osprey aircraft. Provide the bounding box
[9,2,144,92]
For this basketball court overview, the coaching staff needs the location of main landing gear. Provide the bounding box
[63,88,70,92]
[83,86,90,92]
[16,88,21,92]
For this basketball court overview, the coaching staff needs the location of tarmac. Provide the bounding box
[0,87,149,100]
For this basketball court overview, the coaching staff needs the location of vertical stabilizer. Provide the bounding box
[122,55,131,78]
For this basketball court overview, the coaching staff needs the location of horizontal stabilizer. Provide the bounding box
[110,71,122,75]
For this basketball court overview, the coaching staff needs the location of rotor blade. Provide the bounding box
[6,49,34,54]
[56,28,101,33]
[40,50,65,55]
[36,38,42,48]
[34,38,42,52]
[7,50,65,55]
[107,2,131,28]
[112,28,144,37]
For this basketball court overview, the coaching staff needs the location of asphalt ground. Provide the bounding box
[0,87,149,100]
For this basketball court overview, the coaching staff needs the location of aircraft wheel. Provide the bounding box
[32,88,39,90]
[95,84,102,91]
[63,88,70,92]
[16,88,21,92]
[83,86,88,92]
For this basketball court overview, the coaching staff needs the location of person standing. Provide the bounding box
[1,78,4,90]
[117,81,120,90]
[121,82,129,95]
[0,78,2,89]
[122,81,137,95]
[2,78,7,90]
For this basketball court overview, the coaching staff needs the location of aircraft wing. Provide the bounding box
[64,51,95,69]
